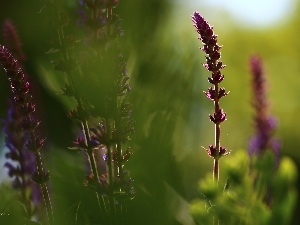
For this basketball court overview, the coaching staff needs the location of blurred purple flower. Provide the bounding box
[3,100,41,218]
[248,55,280,164]
[2,19,26,62]
[0,45,53,222]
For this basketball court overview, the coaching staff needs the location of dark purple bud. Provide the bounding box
[216,61,226,70]
[219,146,230,157]
[205,145,217,158]
[218,88,228,99]
[208,73,224,84]
[209,109,226,124]
[204,87,217,100]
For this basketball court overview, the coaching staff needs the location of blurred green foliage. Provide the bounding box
[190,150,297,225]
[0,0,299,225]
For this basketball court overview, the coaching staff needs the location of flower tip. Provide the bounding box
[193,11,199,16]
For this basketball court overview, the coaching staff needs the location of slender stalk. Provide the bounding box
[0,45,54,225]
[116,141,123,183]
[192,12,230,181]
[106,119,114,187]
[81,119,100,181]
[192,12,231,225]
[33,149,53,225]
[56,13,101,183]
[213,159,219,183]
[105,119,116,225]
[214,83,221,183]
[40,183,53,225]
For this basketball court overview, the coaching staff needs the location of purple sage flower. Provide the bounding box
[0,45,53,224]
[248,55,280,164]
[192,11,230,177]
[3,100,41,218]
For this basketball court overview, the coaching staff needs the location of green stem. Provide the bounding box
[34,151,53,225]
[106,119,114,187]
[213,83,221,184]
[213,158,219,183]
[81,120,100,181]
[116,142,123,183]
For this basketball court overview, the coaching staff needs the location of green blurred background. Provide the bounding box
[0,0,299,224]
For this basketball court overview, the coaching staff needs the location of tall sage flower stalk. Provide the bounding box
[4,100,41,220]
[0,45,53,225]
[75,1,135,223]
[248,55,280,164]
[45,0,134,223]
[2,19,42,220]
[192,12,230,183]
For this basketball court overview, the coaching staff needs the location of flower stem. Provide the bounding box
[213,158,219,183]
[214,84,221,184]
[81,119,100,182]
[106,119,114,187]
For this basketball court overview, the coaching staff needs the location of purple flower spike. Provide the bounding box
[192,12,225,75]
[248,55,280,164]
[0,45,53,223]
[3,100,41,218]
[192,11,230,182]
